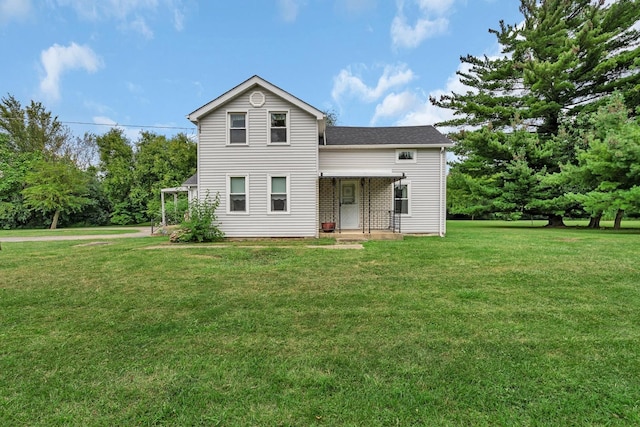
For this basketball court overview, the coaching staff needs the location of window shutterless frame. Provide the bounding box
[268,110,289,145]
[394,181,411,216]
[395,149,417,163]
[227,111,248,145]
[227,174,249,214]
[268,174,290,213]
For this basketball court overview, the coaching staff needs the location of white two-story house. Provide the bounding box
[185,75,452,238]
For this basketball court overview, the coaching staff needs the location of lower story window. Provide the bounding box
[394,182,409,215]
[229,176,247,212]
[270,176,288,212]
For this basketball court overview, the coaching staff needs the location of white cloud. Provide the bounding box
[52,0,187,37]
[396,62,475,130]
[173,7,184,31]
[128,16,154,39]
[278,0,302,22]
[93,115,117,126]
[40,42,103,101]
[332,64,415,102]
[371,91,418,124]
[391,15,448,49]
[54,0,159,21]
[395,93,454,129]
[0,0,31,24]
[391,0,454,49]
[416,0,454,15]
[126,81,143,93]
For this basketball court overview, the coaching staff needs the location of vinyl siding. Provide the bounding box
[197,89,319,237]
[319,147,446,234]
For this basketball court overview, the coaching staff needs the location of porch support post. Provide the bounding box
[332,178,336,225]
[368,178,371,233]
[173,193,178,220]
[161,192,166,226]
[398,176,402,233]
[391,179,396,233]
[337,178,341,233]
[361,178,365,234]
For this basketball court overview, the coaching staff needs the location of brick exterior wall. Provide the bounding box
[319,178,395,230]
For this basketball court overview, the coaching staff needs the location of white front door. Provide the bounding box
[340,180,359,229]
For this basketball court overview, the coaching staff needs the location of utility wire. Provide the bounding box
[0,115,196,132]
[62,120,195,131]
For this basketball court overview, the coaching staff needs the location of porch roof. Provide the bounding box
[161,186,188,193]
[319,170,405,180]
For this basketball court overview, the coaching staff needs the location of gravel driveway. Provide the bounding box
[0,227,152,243]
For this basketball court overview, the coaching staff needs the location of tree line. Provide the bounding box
[0,95,196,229]
[3,1,638,230]
[441,0,640,228]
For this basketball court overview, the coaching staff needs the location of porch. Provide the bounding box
[318,173,405,234]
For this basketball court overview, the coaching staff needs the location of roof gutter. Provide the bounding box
[319,143,454,150]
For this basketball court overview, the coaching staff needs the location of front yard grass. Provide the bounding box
[1,221,639,425]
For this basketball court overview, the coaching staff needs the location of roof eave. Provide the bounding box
[319,143,454,149]
[187,75,325,124]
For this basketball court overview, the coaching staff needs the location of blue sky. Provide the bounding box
[0,0,523,140]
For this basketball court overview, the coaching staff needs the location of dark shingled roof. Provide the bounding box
[323,125,452,146]
[182,173,197,186]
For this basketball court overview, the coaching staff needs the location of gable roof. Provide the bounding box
[323,125,453,147]
[187,75,325,124]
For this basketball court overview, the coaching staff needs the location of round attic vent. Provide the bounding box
[249,91,266,108]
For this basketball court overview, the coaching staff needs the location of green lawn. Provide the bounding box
[1,221,639,425]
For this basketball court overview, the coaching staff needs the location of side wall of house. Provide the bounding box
[319,147,446,234]
[197,88,319,237]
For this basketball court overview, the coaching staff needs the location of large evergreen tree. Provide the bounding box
[435,0,640,226]
[563,94,640,228]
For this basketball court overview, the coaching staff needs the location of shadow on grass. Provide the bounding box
[448,220,640,234]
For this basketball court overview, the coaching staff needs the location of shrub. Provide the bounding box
[171,192,224,243]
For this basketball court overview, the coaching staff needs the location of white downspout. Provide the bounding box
[197,122,201,201]
[439,146,445,237]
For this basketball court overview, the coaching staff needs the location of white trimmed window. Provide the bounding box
[268,111,289,144]
[394,181,411,215]
[228,112,247,145]
[269,175,289,213]
[396,149,417,163]
[228,175,248,213]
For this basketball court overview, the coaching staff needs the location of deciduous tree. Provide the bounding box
[0,94,70,157]
[22,158,91,229]
[132,132,197,221]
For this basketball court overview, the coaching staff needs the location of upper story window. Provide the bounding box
[269,111,288,144]
[228,112,247,144]
[396,149,417,163]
